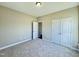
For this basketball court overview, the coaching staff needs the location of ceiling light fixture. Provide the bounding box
[36,2,42,7]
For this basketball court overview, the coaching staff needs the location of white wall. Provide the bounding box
[38,7,78,48]
[0,6,36,47]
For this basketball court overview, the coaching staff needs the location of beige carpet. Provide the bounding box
[0,39,79,57]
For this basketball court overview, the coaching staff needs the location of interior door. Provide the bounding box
[61,17,76,47]
[33,22,38,39]
[52,19,61,44]
[52,17,77,48]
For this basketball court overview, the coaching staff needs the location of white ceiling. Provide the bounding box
[0,2,79,17]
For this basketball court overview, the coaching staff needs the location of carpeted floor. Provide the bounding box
[0,39,79,57]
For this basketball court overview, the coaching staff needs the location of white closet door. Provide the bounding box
[61,17,75,47]
[33,22,38,39]
[52,19,61,44]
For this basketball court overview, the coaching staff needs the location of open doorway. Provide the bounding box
[38,22,42,39]
[32,22,42,40]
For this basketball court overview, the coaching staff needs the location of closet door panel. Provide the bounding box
[52,17,77,48]
[61,17,75,47]
[52,19,61,44]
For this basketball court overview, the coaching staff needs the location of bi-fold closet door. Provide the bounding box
[52,17,77,47]
[52,19,61,44]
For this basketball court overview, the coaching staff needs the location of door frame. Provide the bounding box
[32,21,38,40]
[32,21,33,40]
[38,22,42,39]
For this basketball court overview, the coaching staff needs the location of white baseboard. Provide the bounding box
[0,39,31,50]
